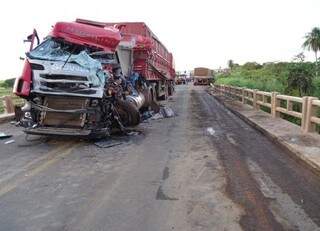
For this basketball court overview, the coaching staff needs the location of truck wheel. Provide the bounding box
[116,100,140,127]
[158,84,169,101]
[142,88,152,108]
[168,83,173,96]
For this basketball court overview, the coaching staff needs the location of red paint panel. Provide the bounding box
[50,22,121,52]
[13,60,32,97]
[76,19,175,81]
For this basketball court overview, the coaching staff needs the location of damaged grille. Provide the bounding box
[40,96,89,128]
[40,81,97,94]
[41,74,88,81]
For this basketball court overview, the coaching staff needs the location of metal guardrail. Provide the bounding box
[213,84,320,134]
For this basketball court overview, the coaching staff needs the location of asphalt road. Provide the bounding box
[0,85,320,231]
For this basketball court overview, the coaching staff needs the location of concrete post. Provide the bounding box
[253,90,258,110]
[301,96,308,132]
[287,100,293,111]
[3,96,14,114]
[271,92,279,118]
[303,97,318,133]
[241,88,245,104]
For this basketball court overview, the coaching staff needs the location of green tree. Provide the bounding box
[227,59,234,69]
[242,62,262,70]
[287,63,314,96]
[302,27,320,77]
[292,52,305,62]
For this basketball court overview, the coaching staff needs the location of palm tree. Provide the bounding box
[227,59,234,69]
[302,27,320,77]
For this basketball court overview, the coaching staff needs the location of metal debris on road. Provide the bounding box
[160,106,175,118]
[94,139,123,148]
[151,113,164,120]
[4,140,15,144]
[0,132,12,139]
[206,127,216,136]
[141,111,153,121]
[151,106,175,120]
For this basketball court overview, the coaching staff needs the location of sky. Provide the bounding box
[0,0,319,80]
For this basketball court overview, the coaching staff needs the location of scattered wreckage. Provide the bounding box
[13,19,175,137]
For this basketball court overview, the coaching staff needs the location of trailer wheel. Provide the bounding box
[158,84,169,101]
[142,88,152,108]
[168,83,173,96]
[116,100,140,127]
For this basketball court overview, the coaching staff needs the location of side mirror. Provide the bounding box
[24,29,39,51]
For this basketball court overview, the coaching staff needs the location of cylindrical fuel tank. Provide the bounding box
[125,93,145,109]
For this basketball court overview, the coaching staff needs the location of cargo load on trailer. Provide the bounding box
[13,19,175,137]
[193,67,214,85]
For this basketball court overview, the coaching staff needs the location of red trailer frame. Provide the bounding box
[76,19,175,96]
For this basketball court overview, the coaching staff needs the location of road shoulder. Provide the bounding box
[208,89,320,176]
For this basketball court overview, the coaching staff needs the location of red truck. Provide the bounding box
[13,19,175,137]
[76,19,176,100]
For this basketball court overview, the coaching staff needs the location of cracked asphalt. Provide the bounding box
[0,85,320,231]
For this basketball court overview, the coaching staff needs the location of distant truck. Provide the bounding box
[193,67,214,85]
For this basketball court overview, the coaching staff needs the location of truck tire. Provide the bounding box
[116,100,140,127]
[168,83,173,96]
[142,88,152,108]
[158,84,169,101]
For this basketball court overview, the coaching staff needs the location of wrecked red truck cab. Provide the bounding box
[14,21,144,137]
[14,19,175,137]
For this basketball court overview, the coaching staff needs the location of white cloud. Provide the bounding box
[0,0,319,79]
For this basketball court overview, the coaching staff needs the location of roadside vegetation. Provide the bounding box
[216,61,320,98]
[216,27,320,98]
[215,27,320,131]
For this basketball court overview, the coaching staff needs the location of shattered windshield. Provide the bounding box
[27,38,118,87]
[28,38,117,64]
[28,38,75,62]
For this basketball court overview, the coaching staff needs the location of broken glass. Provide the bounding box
[28,39,70,62]
[28,38,107,87]
[69,51,106,86]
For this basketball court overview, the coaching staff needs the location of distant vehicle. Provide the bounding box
[176,74,187,85]
[193,67,214,85]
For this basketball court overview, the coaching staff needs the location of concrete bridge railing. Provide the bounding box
[212,84,320,134]
[0,96,15,114]
[0,96,15,124]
